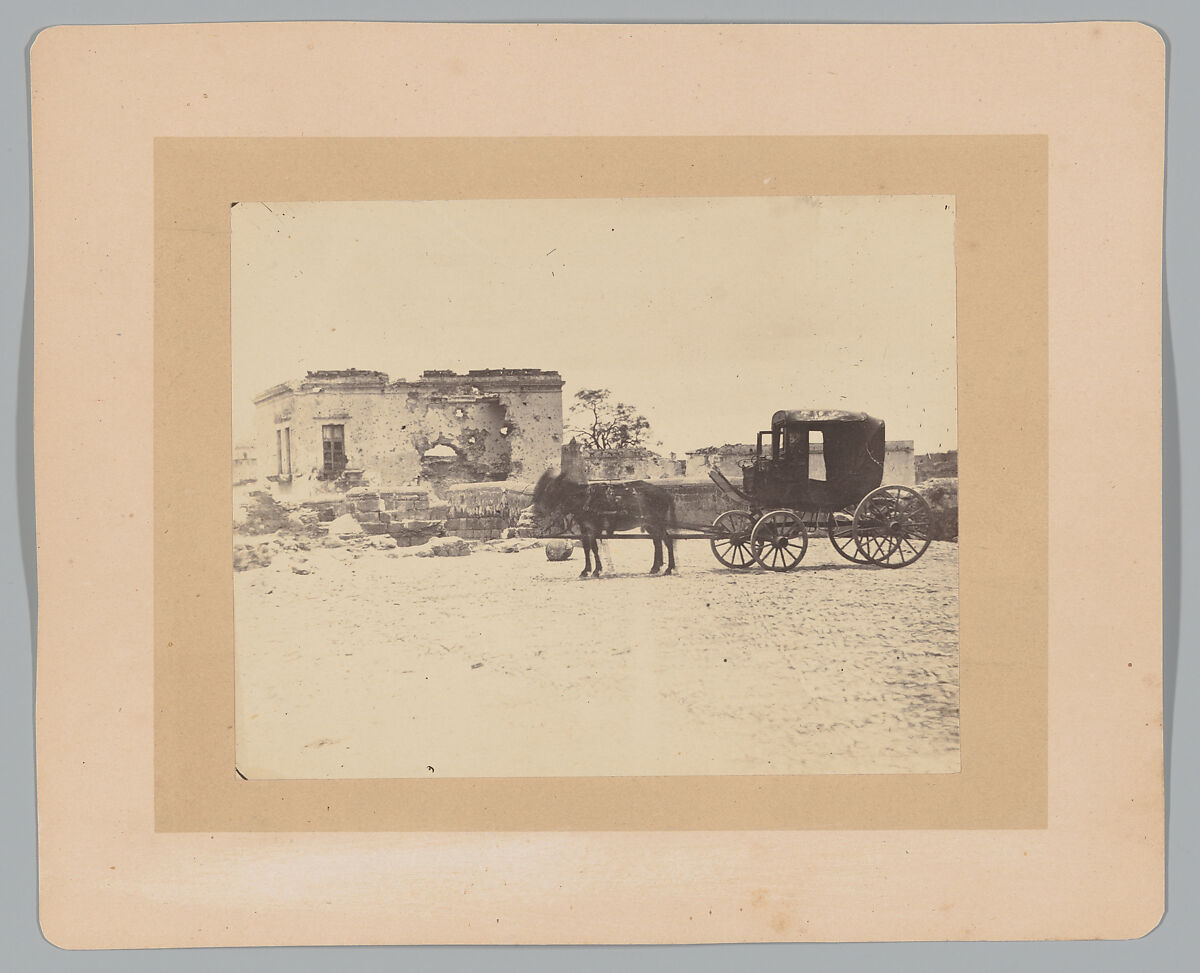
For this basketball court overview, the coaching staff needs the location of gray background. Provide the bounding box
[5,2,1192,968]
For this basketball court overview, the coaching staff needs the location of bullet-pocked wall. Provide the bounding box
[254,368,564,499]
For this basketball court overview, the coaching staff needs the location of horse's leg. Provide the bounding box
[663,498,677,575]
[592,534,604,577]
[649,534,662,575]
[579,526,593,578]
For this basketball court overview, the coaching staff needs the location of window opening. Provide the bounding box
[322,424,347,476]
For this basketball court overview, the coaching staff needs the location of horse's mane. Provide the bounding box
[532,469,574,512]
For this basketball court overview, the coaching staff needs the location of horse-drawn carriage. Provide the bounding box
[533,409,933,576]
[704,409,932,571]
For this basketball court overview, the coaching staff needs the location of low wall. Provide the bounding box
[582,449,685,481]
[684,446,756,483]
[652,478,744,529]
[337,483,536,542]
[916,477,958,541]
[274,489,446,545]
[235,490,295,534]
[441,480,536,540]
[294,489,438,531]
[237,481,545,545]
[917,450,959,482]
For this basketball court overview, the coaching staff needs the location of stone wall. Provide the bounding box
[442,481,536,540]
[579,447,685,481]
[685,445,757,482]
[916,450,959,482]
[293,489,448,547]
[915,477,958,540]
[236,477,545,547]
[654,477,743,529]
[882,442,916,487]
[235,490,295,534]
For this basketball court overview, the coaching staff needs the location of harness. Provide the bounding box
[580,483,642,518]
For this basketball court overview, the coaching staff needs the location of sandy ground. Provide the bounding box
[234,532,959,779]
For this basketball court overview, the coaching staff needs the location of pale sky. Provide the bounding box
[232,196,957,455]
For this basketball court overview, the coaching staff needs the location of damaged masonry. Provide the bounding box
[238,367,565,550]
[254,367,564,494]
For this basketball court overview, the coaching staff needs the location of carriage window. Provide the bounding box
[810,430,825,481]
[322,424,347,476]
[784,426,806,462]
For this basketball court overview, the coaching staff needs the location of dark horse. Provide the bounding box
[532,471,677,578]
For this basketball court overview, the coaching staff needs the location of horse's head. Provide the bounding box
[531,470,561,515]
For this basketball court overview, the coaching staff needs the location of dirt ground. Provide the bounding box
[234,531,959,779]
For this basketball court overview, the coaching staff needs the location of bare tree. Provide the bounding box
[568,388,653,450]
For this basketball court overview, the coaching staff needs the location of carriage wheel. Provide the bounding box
[827,507,872,564]
[751,509,809,572]
[852,486,933,568]
[709,510,758,570]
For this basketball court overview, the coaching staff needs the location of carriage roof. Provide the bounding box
[771,409,878,427]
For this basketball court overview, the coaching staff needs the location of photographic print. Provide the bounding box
[231,194,959,780]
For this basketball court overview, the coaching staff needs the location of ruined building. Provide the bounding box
[253,368,564,498]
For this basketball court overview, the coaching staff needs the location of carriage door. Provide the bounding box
[785,424,810,480]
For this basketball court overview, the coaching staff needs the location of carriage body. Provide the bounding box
[739,410,886,513]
